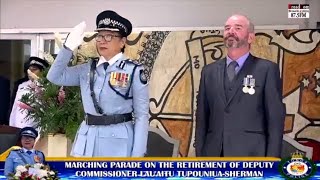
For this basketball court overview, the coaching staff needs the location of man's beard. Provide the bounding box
[224,35,248,48]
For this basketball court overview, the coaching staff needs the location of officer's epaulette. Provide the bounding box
[11,146,22,151]
[11,149,20,151]
[125,59,142,66]
[89,57,99,61]
[35,150,43,155]
[7,147,22,157]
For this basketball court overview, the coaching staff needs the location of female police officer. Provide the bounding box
[4,127,46,177]
[47,10,149,157]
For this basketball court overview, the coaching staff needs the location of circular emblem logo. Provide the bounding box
[279,152,317,179]
[34,155,41,163]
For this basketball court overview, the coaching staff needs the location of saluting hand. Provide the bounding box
[64,21,86,51]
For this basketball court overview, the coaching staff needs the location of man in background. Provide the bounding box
[0,75,10,125]
[195,14,286,157]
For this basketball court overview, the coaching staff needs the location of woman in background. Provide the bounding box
[9,57,49,128]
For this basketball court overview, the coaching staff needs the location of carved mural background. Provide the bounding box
[62,29,320,160]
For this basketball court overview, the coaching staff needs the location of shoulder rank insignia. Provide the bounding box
[139,69,148,85]
[117,60,126,69]
[6,146,21,158]
[11,146,22,151]
[110,72,131,88]
[90,57,99,62]
[126,59,142,66]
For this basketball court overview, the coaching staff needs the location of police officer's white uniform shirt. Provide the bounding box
[9,80,36,128]
[96,52,121,67]
[22,148,35,154]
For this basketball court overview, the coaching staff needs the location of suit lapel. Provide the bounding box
[226,54,255,106]
[217,59,227,106]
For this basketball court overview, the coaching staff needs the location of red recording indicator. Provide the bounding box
[300,4,309,9]
[288,4,300,9]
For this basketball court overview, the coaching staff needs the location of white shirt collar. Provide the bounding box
[22,148,34,154]
[97,52,123,67]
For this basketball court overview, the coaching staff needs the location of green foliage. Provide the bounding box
[20,67,84,141]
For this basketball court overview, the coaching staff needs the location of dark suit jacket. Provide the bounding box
[0,76,10,125]
[195,54,286,157]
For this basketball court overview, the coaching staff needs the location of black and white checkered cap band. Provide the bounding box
[21,130,36,138]
[97,18,128,33]
[30,60,45,68]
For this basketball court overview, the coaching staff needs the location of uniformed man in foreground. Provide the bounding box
[47,10,149,157]
[4,127,46,177]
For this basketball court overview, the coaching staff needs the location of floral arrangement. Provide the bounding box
[8,163,59,180]
[19,52,84,141]
[18,32,111,140]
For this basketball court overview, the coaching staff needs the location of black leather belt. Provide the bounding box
[85,113,133,125]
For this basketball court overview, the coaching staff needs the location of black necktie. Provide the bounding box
[103,62,109,70]
[227,61,238,81]
[26,151,32,155]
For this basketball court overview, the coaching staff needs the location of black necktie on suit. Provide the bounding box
[227,61,238,81]
[103,62,109,70]
[26,151,32,155]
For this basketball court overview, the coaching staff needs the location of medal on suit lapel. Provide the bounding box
[248,87,255,95]
[242,77,249,93]
[248,77,256,95]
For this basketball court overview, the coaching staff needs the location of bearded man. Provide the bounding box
[195,14,286,157]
